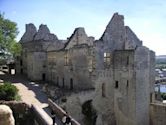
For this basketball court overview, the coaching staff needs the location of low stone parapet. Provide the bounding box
[48,98,80,125]
[0,101,33,125]
[32,104,52,125]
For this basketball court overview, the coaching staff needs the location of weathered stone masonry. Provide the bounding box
[16,13,166,125]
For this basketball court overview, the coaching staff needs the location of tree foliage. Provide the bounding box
[0,12,21,61]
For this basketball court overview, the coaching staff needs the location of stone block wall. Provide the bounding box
[0,101,34,125]
[150,103,166,125]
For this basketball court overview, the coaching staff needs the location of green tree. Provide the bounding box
[0,12,21,61]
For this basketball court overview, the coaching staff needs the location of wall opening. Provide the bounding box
[62,78,65,88]
[20,60,23,66]
[102,83,106,97]
[57,76,59,86]
[115,81,119,89]
[82,100,97,125]
[127,80,129,87]
[150,93,153,103]
[42,73,46,81]
[64,52,69,66]
[70,78,73,90]
[20,68,23,74]
[104,52,111,67]
[127,56,129,65]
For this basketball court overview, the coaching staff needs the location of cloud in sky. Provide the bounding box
[0,0,166,55]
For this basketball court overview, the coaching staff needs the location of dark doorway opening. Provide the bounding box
[62,78,65,88]
[21,68,23,74]
[42,73,46,81]
[115,81,119,89]
[70,78,73,90]
[57,77,59,86]
[82,100,97,125]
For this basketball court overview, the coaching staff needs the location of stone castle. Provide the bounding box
[16,13,166,125]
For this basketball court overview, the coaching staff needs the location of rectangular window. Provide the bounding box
[88,57,94,72]
[127,56,129,65]
[150,93,153,102]
[57,77,59,86]
[102,83,106,97]
[115,81,119,89]
[48,57,56,66]
[127,80,129,87]
[64,52,69,66]
[104,52,111,67]
[62,78,65,88]
[20,60,23,66]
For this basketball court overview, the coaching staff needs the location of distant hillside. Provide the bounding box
[156,55,166,64]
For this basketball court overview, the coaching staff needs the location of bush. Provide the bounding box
[0,82,19,101]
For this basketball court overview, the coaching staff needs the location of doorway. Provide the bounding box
[20,68,23,74]
[42,73,46,81]
[62,78,65,88]
[70,78,73,90]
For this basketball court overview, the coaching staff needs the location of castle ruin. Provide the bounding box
[16,13,166,125]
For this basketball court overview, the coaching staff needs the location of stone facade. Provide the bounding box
[16,13,163,125]
[150,103,166,125]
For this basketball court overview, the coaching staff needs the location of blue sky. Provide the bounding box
[0,0,166,55]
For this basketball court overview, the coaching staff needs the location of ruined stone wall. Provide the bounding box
[27,52,46,81]
[17,12,157,125]
[60,90,95,124]
[47,51,65,84]
[47,45,95,90]
[92,13,154,125]
[100,13,126,51]
[65,28,94,49]
[93,70,115,125]
[18,23,63,81]
[113,50,136,125]
[149,51,156,94]
[150,103,166,125]
[134,46,151,125]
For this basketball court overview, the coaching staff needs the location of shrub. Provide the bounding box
[0,82,19,101]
